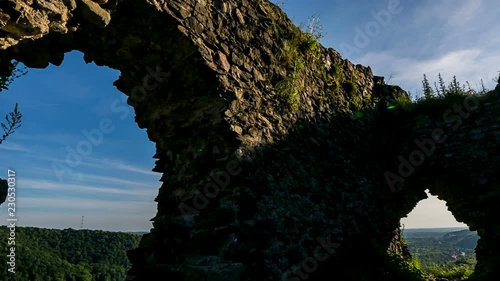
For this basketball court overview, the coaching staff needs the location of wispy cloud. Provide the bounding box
[358,48,500,95]
[0,51,157,231]
[98,159,159,176]
[446,1,482,27]
[0,142,30,152]
[0,196,156,231]
[61,157,160,177]
[57,171,160,189]
[23,103,60,108]
[20,178,158,197]
[9,132,84,146]
[24,154,159,177]
[10,196,155,212]
[349,0,500,95]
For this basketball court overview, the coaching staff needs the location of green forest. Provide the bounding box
[0,226,142,281]
[402,228,479,280]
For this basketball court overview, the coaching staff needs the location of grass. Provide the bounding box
[423,264,474,279]
[399,254,475,280]
[268,11,365,113]
[275,73,301,112]
[272,15,325,112]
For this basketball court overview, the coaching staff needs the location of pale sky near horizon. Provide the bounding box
[1,0,495,231]
[400,190,467,229]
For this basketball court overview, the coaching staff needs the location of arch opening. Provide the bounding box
[1,1,237,278]
[0,50,161,231]
[401,189,478,280]
[0,49,165,279]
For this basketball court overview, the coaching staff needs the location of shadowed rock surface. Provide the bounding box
[0,0,499,280]
[0,179,6,206]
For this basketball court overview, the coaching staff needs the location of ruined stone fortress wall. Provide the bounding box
[1,1,499,280]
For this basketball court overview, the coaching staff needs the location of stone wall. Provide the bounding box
[0,179,6,206]
[0,0,499,280]
[383,91,500,279]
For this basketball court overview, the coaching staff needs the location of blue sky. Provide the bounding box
[2,0,497,231]
[0,53,159,231]
[280,0,499,93]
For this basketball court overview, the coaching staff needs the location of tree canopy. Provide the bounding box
[0,226,143,281]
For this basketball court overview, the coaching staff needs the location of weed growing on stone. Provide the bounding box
[273,15,325,112]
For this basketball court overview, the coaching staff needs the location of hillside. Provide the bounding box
[403,228,478,279]
[442,230,479,250]
[403,228,479,252]
[0,226,142,281]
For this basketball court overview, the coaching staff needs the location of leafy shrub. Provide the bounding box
[423,263,474,279]
[342,80,358,95]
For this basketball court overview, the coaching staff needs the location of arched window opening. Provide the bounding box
[401,190,479,280]
[0,50,160,231]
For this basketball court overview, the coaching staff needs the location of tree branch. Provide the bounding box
[0,103,22,144]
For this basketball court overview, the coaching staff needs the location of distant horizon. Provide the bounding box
[0,224,149,234]
[402,226,468,230]
[1,224,469,233]
[0,225,469,235]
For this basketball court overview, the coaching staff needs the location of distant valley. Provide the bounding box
[402,227,478,278]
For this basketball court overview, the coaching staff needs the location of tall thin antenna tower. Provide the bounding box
[80,216,84,229]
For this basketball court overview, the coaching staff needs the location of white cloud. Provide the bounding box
[19,178,158,198]
[0,142,30,152]
[26,154,159,177]
[8,196,155,212]
[10,132,85,146]
[356,48,500,95]
[68,172,160,188]
[410,0,484,30]
[82,157,159,176]
[342,0,500,96]
[19,153,160,187]
[114,162,159,176]
[446,0,482,27]
[23,103,60,108]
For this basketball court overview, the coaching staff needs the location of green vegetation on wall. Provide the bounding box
[387,73,492,117]
[272,15,324,112]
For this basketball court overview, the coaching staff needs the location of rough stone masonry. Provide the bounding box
[0,0,499,280]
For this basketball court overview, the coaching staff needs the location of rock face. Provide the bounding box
[0,179,6,206]
[0,0,499,280]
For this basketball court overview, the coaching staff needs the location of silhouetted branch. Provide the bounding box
[0,103,22,144]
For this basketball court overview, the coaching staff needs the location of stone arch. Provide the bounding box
[1,0,243,278]
[1,1,500,280]
[384,92,500,280]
